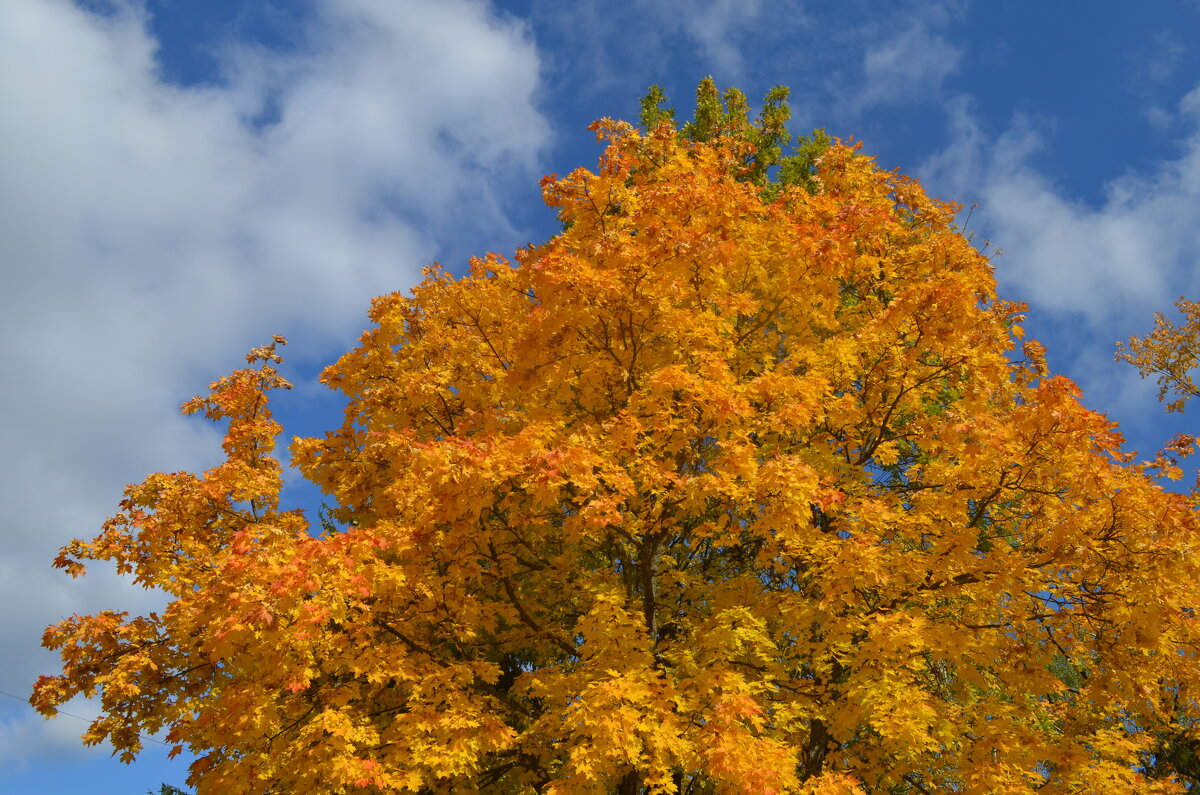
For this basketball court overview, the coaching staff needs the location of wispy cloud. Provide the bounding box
[0,694,106,770]
[529,0,805,102]
[666,0,768,82]
[857,23,962,110]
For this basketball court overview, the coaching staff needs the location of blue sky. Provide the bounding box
[1,1,1198,791]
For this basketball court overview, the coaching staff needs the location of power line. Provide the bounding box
[0,687,166,746]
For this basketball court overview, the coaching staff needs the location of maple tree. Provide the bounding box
[34,82,1200,793]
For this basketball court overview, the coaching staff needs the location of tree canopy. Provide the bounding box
[34,82,1200,793]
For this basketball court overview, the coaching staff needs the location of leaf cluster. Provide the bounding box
[640,77,831,198]
[1118,297,1200,494]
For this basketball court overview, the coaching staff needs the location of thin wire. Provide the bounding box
[0,687,167,745]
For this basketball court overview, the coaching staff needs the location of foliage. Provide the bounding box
[34,84,1200,793]
[1118,297,1200,789]
[1117,296,1200,494]
[640,77,831,198]
[1118,297,1200,415]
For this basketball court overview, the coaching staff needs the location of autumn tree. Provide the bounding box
[34,83,1200,793]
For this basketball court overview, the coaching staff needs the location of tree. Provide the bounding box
[34,83,1200,793]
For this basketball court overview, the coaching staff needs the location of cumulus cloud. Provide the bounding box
[0,0,546,756]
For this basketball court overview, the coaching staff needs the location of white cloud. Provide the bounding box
[922,93,1200,327]
[857,23,961,111]
[0,0,546,753]
[672,0,765,81]
[528,0,806,99]
[0,694,106,770]
[1181,83,1200,118]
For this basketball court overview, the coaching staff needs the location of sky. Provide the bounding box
[1,1,1198,791]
